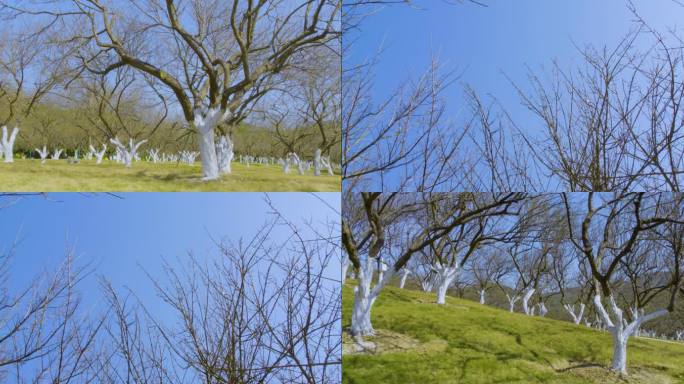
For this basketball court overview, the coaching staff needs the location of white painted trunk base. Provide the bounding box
[36,146,48,164]
[506,293,520,313]
[399,269,410,289]
[434,264,459,305]
[564,303,586,325]
[216,135,234,174]
[1,126,19,163]
[350,258,394,337]
[522,288,535,315]
[593,294,669,375]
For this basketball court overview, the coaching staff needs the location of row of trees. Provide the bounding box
[342,192,684,375]
[342,0,684,191]
[0,0,341,178]
[0,196,341,383]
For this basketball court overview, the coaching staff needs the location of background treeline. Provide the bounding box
[1,93,340,160]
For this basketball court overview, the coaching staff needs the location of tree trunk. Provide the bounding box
[36,146,48,164]
[564,303,585,325]
[216,135,234,175]
[350,258,394,337]
[421,276,434,292]
[611,330,628,375]
[1,126,18,163]
[399,269,410,289]
[539,302,548,317]
[593,294,669,375]
[193,108,227,180]
[506,293,520,312]
[434,265,458,305]
[522,288,535,315]
[314,148,322,176]
[198,128,219,179]
[341,257,350,285]
[479,289,486,305]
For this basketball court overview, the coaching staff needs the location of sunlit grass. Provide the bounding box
[0,159,340,192]
[342,283,684,384]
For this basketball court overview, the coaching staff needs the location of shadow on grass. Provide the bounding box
[557,362,604,372]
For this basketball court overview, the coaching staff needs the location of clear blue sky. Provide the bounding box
[346,0,684,186]
[0,192,340,316]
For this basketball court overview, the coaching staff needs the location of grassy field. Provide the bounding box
[342,283,684,384]
[0,159,340,191]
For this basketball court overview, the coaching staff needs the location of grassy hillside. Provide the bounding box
[342,283,684,384]
[0,159,340,191]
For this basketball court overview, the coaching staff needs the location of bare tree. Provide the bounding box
[3,0,341,180]
[0,240,103,383]
[99,216,341,383]
[342,192,525,337]
[562,192,684,375]
[0,25,67,162]
[467,247,509,305]
[342,56,470,191]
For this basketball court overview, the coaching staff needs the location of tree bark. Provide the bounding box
[506,293,520,312]
[434,265,459,305]
[314,148,322,176]
[216,135,234,174]
[399,269,410,289]
[36,146,48,164]
[479,289,486,305]
[564,303,585,325]
[350,257,393,337]
[522,288,535,315]
[194,108,228,180]
[593,294,669,375]
[1,126,19,163]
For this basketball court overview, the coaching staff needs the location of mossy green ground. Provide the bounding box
[0,159,340,191]
[342,283,684,384]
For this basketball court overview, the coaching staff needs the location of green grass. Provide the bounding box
[0,159,340,191]
[342,283,684,384]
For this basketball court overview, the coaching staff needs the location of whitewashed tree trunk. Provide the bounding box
[434,264,459,305]
[421,276,434,292]
[351,257,394,337]
[630,306,644,338]
[52,149,63,160]
[539,302,548,317]
[522,288,535,315]
[341,256,350,285]
[564,303,586,325]
[506,293,520,313]
[399,268,411,289]
[148,148,160,163]
[89,144,107,164]
[323,156,334,175]
[36,146,49,164]
[376,262,388,286]
[216,135,234,174]
[1,126,19,163]
[193,108,230,180]
[479,289,486,305]
[110,137,147,168]
[593,294,669,375]
[313,148,322,176]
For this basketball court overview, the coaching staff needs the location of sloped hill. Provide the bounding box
[342,283,684,384]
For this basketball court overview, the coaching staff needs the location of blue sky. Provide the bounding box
[345,0,684,186]
[0,192,340,316]
[347,0,683,114]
